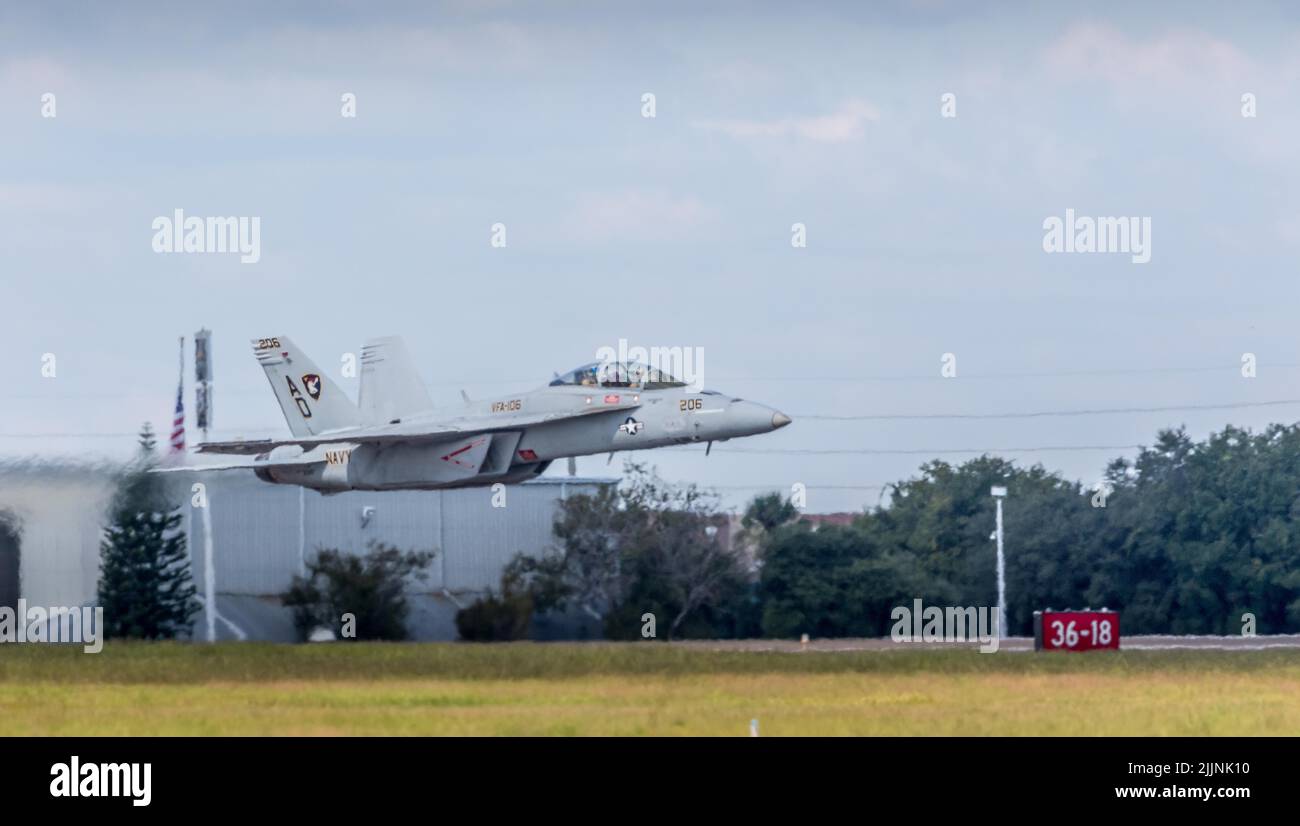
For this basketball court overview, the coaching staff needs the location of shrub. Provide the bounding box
[281,542,434,641]
[455,569,533,641]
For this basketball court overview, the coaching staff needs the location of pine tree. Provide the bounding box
[97,423,198,639]
[137,422,157,455]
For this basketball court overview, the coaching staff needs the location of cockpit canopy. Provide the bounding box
[549,361,687,389]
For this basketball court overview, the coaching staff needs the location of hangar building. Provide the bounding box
[0,460,610,641]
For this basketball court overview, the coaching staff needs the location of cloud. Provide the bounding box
[258,21,557,74]
[1044,23,1255,95]
[565,189,717,243]
[0,183,114,213]
[1275,214,1300,246]
[694,99,880,143]
[1042,22,1300,166]
[0,55,75,88]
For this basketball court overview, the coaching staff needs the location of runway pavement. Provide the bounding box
[670,635,1300,653]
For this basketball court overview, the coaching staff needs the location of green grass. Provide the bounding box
[2,642,1298,735]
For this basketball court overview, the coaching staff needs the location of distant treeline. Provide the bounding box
[759,423,1300,637]
[464,424,1300,640]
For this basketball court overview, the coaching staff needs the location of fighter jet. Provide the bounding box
[182,336,791,493]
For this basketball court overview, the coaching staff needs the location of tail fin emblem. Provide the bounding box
[302,374,322,400]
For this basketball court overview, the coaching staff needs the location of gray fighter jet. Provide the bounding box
[185,336,791,493]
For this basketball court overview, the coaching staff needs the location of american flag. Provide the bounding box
[170,337,186,453]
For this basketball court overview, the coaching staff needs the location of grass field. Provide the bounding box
[2,642,1299,735]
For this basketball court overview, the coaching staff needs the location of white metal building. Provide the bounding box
[0,460,611,641]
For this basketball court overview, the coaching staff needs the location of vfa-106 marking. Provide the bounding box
[162,335,792,493]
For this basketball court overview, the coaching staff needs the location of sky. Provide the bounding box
[5,1,1300,512]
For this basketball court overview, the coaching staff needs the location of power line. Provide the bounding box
[5,435,1139,454]
[5,396,1300,438]
[0,432,140,439]
[0,430,277,439]
[428,364,1292,386]
[795,399,1300,421]
[8,361,1300,401]
[706,484,886,490]
[4,396,1298,454]
[724,363,1300,383]
[671,445,1141,456]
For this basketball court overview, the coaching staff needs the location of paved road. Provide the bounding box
[671,635,1300,652]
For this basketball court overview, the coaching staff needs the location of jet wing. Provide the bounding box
[151,460,260,472]
[150,449,342,471]
[196,398,642,455]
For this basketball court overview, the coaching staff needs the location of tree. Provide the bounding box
[735,491,798,567]
[511,462,753,640]
[455,565,534,641]
[753,426,1300,639]
[755,456,1105,637]
[743,492,798,533]
[97,424,199,639]
[610,465,750,639]
[1086,425,1300,633]
[757,520,936,638]
[137,422,157,454]
[536,482,627,621]
[281,542,434,641]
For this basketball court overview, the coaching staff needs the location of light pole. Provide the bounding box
[991,486,1007,639]
[195,329,217,643]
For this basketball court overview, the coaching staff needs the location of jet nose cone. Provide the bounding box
[771,411,792,429]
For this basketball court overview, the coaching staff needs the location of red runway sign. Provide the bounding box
[1034,610,1119,651]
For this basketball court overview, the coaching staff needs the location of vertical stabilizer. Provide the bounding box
[358,336,435,424]
[252,336,361,437]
